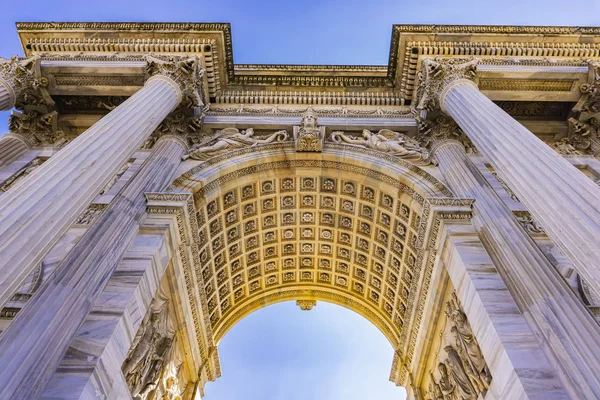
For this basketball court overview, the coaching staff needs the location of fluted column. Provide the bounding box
[434,140,600,399]
[0,77,14,110]
[0,134,31,170]
[445,81,600,299]
[0,135,187,399]
[0,70,186,307]
[418,57,600,300]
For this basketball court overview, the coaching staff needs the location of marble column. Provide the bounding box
[0,135,188,399]
[419,57,600,299]
[434,140,600,399]
[0,56,202,308]
[0,134,30,170]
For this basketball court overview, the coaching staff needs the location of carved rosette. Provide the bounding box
[8,110,66,147]
[0,55,53,111]
[415,57,479,112]
[145,55,206,110]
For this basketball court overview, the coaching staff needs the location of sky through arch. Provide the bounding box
[204,301,406,400]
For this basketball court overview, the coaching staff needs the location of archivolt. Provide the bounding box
[169,143,455,384]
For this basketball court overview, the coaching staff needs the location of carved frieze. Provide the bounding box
[293,108,325,152]
[568,117,600,157]
[74,204,108,226]
[182,128,288,161]
[415,57,479,112]
[330,129,430,164]
[426,293,492,400]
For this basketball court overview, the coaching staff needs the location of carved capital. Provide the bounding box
[417,115,476,156]
[0,55,53,111]
[568,116,600,156]
[145,54,206,109]
[8,110,66,147]
[153,110,204,148]
[415,57,479,112]
[579,60,600,114]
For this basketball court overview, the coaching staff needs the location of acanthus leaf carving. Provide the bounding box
[0,55,54,111]
[8,110,67,147]
[145,54,206,110]
[415,57,479,112]
[182,127,288,161]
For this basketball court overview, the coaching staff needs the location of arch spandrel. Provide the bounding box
[168,143,472,388]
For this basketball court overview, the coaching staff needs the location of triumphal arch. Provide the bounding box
[0,22,600,399]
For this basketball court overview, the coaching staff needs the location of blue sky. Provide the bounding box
[1,1,599,398]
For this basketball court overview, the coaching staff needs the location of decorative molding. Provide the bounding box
[206,104,414,118]
[54,74,145,87]
[479,78,574,92]
[296,300,317,311]
[0,157,45,193]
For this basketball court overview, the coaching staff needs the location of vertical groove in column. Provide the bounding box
[444,83,600,300]
[435,142,600,399]
[0,81,12,111]
[0,135,30,170]
[0,78,180,307]
[0,137,186,400]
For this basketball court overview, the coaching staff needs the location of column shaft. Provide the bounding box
[436,142,600,399]
[0,137,186,399]
[0,76,180,307]
[0,134,30,170]
[0,78,14,111]
[443,81,600,298]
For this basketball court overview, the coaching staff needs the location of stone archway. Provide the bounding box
[169,143,477,394]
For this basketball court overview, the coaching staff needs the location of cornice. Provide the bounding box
[14,22,600,103]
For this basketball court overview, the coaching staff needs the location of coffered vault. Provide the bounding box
[1,21,600,400]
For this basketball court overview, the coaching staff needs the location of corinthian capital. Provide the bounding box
[415,57,479,112]
[417,115,476,155]
[579,60,600,114]
[145,55,206,109]
[0,55,53,111]
[8,110,65,147]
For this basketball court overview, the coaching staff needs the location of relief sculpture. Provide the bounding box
[330,129,430,164]
[122,290,183,400]
[426,293,491,400]
[182,127,288,161]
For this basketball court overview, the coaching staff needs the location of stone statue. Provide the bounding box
[437,363,457,400]
[444,346,477,399]
[122,292,175,399]
[330,129,429,164]
[182,128,288,160]
[447,294,491,393]
[427,372,445,400]
[293,108,325,152]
